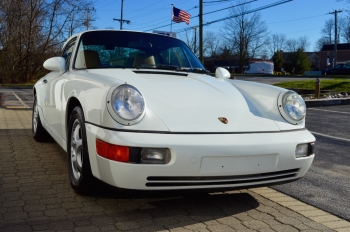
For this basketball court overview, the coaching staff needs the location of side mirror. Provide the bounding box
[43,57,65,72]
[215,67,231,79]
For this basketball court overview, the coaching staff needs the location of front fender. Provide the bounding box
[63,75,169,138]
[227,80,306,130]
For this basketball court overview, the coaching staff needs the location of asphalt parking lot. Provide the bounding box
[1,86,350,231]
[273,105,350,221]
[0,88,32,109]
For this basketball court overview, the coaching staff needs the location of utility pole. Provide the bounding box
[83,7,95,30]
[113,0,130,30]
[193,26,197,55]
[70,7,80,36]
[330,10,342,68]
[199,0,203,64]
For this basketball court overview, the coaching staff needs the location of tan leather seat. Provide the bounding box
[133,53,156,68]
[75,50,101,69]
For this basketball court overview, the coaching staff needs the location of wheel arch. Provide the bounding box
[66,97,83,135]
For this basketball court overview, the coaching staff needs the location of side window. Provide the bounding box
[335,64,342,69]
[61,40,76,70]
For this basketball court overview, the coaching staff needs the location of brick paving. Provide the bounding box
[0,108,348,232]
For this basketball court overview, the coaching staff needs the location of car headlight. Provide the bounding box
[107,84,145,125]
[278,91,306,124]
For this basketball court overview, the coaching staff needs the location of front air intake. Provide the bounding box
[146,168,299,187]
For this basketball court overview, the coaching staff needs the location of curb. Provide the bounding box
[251,187,350,231]
[305,98,350,107]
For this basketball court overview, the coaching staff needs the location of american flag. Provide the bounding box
[172,7,191,25]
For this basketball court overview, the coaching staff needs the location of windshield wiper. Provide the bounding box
[156,64,179,71]
[156,65,210,74]
[178,67,209,74]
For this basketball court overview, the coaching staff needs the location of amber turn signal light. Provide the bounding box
[96,139,129,162]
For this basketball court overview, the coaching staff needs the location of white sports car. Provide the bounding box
[33,30,315,194]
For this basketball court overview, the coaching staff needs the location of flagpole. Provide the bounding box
[170,4,173,32]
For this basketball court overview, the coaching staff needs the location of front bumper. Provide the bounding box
[85,123,315,190]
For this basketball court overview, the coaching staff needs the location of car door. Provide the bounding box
[338,64,345,75]
[43,38,76,138]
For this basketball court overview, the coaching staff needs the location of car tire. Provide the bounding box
[67,106,93,194]
[32,95,51,142]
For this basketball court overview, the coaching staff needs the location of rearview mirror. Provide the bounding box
[215,67,230,79]
[43,57,65,72]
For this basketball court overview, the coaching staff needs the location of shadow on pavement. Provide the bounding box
[0,128,259,231]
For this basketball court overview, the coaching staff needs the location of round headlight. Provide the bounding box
[111,85,145,121]
[281,91,306,121]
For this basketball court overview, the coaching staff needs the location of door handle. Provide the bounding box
[43,79,47,84]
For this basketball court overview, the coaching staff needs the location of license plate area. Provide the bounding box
[200,154,278,174]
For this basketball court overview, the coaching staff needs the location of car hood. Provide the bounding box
[88,69,280,132]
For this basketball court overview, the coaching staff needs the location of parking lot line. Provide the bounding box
[309,131,350,142]
[308,108,350,114]
[12,91,30,108]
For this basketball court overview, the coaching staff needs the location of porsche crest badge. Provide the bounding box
[218,117,228,124]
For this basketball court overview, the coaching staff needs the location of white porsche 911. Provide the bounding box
[32,30,315,194]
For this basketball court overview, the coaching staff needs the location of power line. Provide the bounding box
[120,0,194,30]
[267,13,328,24]
[176,0,292,34]
[284,27,322,35]
[127,6,198,25]
[204,0,235,4]
[144,0,255,32]
[142,5,198,32]
[191,0,257,19]
[127,5,197,27]
[96,0,116,10]
[126,0,164,15]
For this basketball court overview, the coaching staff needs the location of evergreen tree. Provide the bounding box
[291,49,311,75]
[273,50,284,71]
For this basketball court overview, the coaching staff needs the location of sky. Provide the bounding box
[89,0,349,52]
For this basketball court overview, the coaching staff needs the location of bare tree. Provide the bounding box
[250,36,269,59]
[315,36,331,51]
[285,36,310,52]
[0,0,94,83]
[267,33,287,55]
[204,31,221,58]
[222,0,268,73]
[298,36,310,51]
[339,16,350,42]
[321,18,335,43]
[314,16,349,51]
[260,49,269,60]
[285,39,298,52]
[180,28,198,56]
[337,0,350,2]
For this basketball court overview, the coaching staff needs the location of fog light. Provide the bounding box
[295,143,314,158]
[141,148,171,164]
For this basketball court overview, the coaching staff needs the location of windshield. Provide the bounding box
[73,31,205,72]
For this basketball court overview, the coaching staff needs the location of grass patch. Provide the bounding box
[1,81,37,88]
[1,83,35,87]
[273,79,350,92]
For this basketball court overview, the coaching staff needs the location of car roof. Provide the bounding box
[62,29,180,50]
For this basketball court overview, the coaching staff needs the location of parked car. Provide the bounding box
[244,61,274,75]
[32,30,315,194]
[326,63,350,75]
